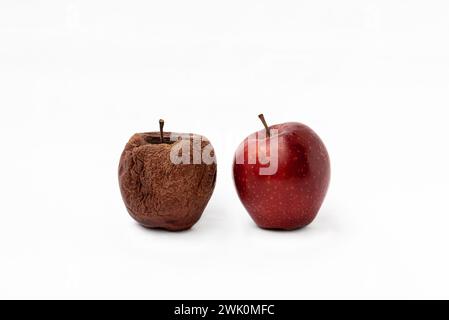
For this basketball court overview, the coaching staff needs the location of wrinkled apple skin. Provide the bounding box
[233,122,330,230]
[119,132,217,231]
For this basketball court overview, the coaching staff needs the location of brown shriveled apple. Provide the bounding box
[118,120,217,231]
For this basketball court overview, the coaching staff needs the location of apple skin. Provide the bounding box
[119,132,217,231]
[233,122,330,230]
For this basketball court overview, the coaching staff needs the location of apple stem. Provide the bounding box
[159,119,165,143]
[258,114,271,137]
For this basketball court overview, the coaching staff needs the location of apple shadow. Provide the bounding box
[248,206,339,235]
[135,222,196,234]
[131,204,339,236]
[248,222,314,234]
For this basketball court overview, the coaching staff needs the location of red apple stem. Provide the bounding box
[258,114,271,137]
[159,119,165,143]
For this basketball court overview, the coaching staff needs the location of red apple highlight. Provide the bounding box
[233,114,330,230]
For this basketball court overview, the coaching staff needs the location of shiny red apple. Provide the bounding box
[233,114,330,230]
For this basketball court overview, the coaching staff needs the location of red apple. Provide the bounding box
[233,114,330,230]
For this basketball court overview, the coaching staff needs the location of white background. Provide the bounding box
[1,1,449,299]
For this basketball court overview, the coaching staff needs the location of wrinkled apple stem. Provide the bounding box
[159,119,165,143]
[258,114,271,137]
